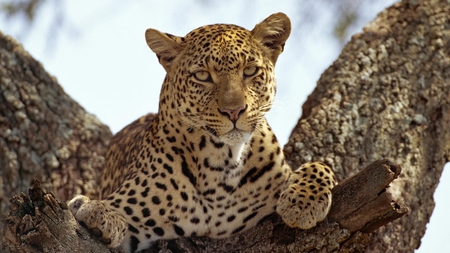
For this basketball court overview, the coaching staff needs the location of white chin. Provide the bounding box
[221,129,251,145]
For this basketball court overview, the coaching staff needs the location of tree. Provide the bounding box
[1,0,449,252]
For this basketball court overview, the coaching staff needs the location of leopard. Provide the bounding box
[68,12,336,253]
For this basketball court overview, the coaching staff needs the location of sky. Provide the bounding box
[0,1,449,252]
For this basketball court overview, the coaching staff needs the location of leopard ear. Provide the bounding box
[251,12,291,64]
[145,29,184,72]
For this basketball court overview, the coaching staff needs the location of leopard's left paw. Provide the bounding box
[277,162,337,229]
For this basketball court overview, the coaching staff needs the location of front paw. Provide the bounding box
[276,162,336,229]
[68,195,127,248]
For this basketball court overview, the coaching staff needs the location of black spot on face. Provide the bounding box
[199,136,206,150]
[218,183,235,193]
[128,224,139,234]
[210,137,224,148]
[129,235,140,252]
[124,206,133,215]
[182,159,197,186]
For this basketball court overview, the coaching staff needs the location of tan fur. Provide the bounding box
[68,13,336,253]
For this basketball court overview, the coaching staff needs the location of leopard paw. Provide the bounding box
[277,162,337,229]
[68,195,127,248]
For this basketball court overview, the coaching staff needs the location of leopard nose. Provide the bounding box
[219,105,247,122]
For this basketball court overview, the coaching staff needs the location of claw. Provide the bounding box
[68,195,91,215]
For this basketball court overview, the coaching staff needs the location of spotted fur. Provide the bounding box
[68,13,336,253]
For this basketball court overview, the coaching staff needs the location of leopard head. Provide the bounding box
[145,13,291,145]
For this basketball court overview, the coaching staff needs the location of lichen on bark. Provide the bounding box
[284,0,450,251]
[0,31,110,242]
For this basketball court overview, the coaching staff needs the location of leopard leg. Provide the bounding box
[276,162,337,229]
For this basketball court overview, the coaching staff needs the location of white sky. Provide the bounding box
[1,1,449,252]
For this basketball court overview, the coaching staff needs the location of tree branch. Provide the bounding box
[2,160,407,252]
[328,159,407,233]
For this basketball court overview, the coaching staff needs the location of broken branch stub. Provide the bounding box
[2,180,111,253]
[328,159,408,233]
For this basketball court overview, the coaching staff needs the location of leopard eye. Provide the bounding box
[243,66,259,77]
[193,71,212,82]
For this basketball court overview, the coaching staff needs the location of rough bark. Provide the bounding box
[0,30,111,243]
[284,0,450,251]
[3,180,111,253]
[1,0,449,252]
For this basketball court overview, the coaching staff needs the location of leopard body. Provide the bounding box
[69,13,336,252]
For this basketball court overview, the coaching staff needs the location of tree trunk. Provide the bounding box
[2,0,449,252]
[284,0,450,251]
[0,30,111,246]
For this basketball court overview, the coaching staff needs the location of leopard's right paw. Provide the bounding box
[68,195,127,248]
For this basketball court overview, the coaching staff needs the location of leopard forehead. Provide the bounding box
[185,24,250,40]
[181,24,265,69]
